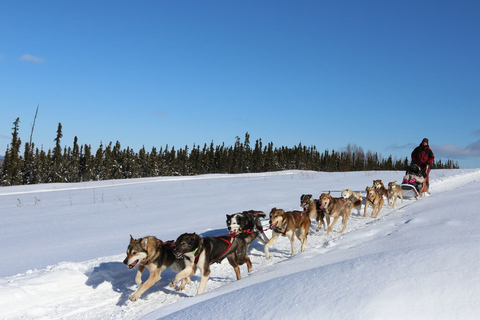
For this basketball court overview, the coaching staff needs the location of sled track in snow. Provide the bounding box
[429,169,480,193]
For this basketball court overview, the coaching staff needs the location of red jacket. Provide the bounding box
[411,144,434,170]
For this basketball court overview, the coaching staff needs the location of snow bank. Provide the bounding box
[0,169,479,319]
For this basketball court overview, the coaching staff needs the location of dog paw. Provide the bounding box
[129,294,139,302]
[176,284,185,291]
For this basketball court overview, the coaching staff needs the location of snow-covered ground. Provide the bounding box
[1,169,480,319]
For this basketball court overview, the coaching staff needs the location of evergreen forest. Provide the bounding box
[0,118,459,186]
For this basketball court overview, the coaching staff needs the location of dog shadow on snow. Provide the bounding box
[85,260,192,306]
[85,227,264,306]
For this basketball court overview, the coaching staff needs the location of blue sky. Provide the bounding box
[1,1,480,168]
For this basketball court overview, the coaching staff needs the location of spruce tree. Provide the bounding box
[22,142,35,184]
[71,136,81,182]
[51,123,64,182]
[149,146,160,176]
[81,144,94,181]
[252,139,263,172]
[111,141,123,179]
[93,142,104,180]
[1,118,23,186]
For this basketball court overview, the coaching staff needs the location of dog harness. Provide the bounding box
[270,221,288,235]
[194,235,235,264]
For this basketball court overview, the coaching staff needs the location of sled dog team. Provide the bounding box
[124,179,404,301]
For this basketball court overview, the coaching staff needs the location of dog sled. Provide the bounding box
[401,163,429,199]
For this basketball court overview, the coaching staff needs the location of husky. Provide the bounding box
[319,192,352,235]
[387,181,404,208]
[169,232,258,295]
[123,235,190,301]
[226,210,269,244]
[341,189,363,215]
[300,194,325,232]
[373,180,388,199]
[365,186,384,218]
[264,207,311,259]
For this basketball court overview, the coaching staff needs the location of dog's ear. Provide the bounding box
[141,237,157,257]
[141,238,149,250]
[129,234,135,243]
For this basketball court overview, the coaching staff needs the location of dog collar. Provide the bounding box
[193,247,201,264]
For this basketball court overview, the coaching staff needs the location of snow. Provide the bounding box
[1,169,480,319]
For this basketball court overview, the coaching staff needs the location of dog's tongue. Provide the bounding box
[319,203,325,209]
[269,222,278,229]
[128,260,138,269]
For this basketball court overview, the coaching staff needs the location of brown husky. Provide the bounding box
[300,194,325,232]
[387,181,404,208]
[341,189,363,215]
[123,235,190,301]
[319,192,352,235]
[264,207,311,259]
[373,179,388,199]
[365,186,384,218]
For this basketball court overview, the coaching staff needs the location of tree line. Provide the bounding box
[0,118,459,186]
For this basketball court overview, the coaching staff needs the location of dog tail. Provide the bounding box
[256,211,267,218]
[353,199,362,207]
[244,210,266,218]
[252,211,267,232]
